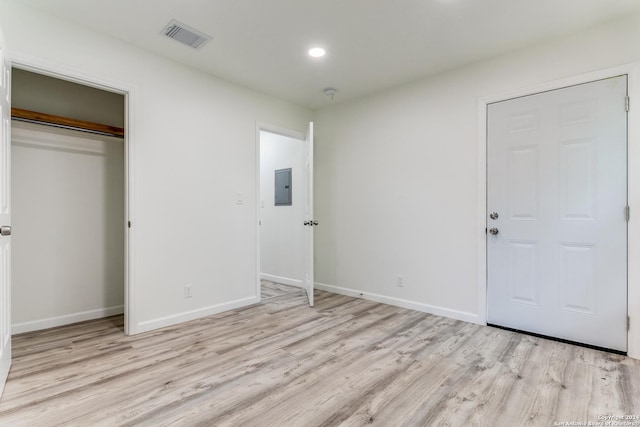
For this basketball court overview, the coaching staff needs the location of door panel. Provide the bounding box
[304,122,314,306]
[560,244,596,313]
[508,146,538,219]
[560,138,596,219]
[487,76,627,351]
[0,26,11,396]
[507,240,538,305]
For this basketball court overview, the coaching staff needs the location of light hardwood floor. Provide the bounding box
[0,281,638,426]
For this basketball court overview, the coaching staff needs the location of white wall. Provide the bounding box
[11,122,124,333]
[314,12,640,326]
[259,131,305,287]
[0,3,312,333]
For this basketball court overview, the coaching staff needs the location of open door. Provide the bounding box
[303,122,315,306]
[0,26,12,396]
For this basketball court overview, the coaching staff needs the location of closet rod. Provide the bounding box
[10,108,125,138]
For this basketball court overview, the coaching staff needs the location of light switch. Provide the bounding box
[235,192,245,205]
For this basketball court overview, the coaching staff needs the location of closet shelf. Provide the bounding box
[10,107,124,138]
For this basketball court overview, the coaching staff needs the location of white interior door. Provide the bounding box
[303,122,314,306]
[487,76,628,351]
[0,27,11,395]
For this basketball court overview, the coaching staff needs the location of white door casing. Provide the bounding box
[8,54,136,335]
[0,26,11,396]
[304,122,314,306]
[487,76,628,351]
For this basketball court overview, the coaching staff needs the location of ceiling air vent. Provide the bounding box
[161,19,211,49]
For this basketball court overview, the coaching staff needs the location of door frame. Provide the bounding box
[255,122,306,302]
[477,63,640,359]
[8,51,138,335]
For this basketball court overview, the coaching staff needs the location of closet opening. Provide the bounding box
[10,68,127,334]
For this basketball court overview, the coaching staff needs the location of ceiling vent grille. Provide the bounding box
[161,19,211,49]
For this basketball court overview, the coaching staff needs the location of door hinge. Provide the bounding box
[625,95,630,112]
[628,316,631,331]
[128,221,131,228]
[626,206,630,222]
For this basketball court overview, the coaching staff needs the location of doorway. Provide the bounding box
[257,123,315,306]
[486,76,628,351]
[10,67,131,334]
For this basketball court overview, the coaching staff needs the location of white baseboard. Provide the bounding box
[260,273,304,289]
[315,282,480,325]
[136,296,258,334]
[12,305,125,335]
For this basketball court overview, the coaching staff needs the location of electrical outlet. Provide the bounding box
[396,275,404,287]
[184,284,193,298]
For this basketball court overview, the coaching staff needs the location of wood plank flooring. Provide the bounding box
[0,280,638,426]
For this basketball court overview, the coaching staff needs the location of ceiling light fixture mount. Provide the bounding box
[308,47,326,58]
[324,88,337,101]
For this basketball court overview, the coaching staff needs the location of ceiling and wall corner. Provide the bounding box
[11,0,640,109]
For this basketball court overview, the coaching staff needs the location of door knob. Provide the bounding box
[489,212,499,220]
[489,228,499,235]
[0,226,11,236]
[304,221,310,226]
[312,221,318,226]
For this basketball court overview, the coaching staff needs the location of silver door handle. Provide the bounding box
[489,212,499,220]
[0,226,11,236]
[489,228,499,235]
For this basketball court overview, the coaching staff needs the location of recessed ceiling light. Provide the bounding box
[308,47,326,58]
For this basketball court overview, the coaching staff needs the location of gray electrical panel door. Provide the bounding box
[274,168,292,206]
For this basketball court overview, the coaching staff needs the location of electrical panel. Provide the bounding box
[274,168,292,206]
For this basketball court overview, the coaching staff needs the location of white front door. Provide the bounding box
[487,76,628,351]
[0,26,11,395]
[303,122,314,306]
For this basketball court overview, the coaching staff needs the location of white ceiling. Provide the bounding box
[20,0,640,109]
